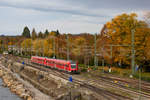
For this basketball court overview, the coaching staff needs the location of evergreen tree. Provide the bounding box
[38,31,44,38]
[31,28,37,40]
[56,29,60,36]
[44,29,49,38]
[22,26,31,38]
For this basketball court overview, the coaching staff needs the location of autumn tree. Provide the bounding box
[32,38,53,57]
[38,31,44,38]
[72,37,86,63]
[44,38,53,57]
[31,28,37,40]
[49,30,60,36]
[22,26,31,38]
[21,39,32,55]
[21,39,32,48]
[49,31,57,36]
[103,13,150,68]
[73,37,86,55]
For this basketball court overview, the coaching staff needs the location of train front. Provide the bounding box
[70,61,78,73]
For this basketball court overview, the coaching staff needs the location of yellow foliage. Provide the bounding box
[21,39,32,49]
[32,39,53,56]
[105,13,149,65]
[73,37,86,55]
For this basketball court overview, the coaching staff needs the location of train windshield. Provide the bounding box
[71,63,76,69]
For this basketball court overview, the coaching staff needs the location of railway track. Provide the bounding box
[85,76,150,98]
[3,55,150,99]
[85,72,150,96]
[98,75,150,93]
[25,63,133,100]
[4,55,133,100]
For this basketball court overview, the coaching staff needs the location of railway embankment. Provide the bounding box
[0,63,34,100]
[0,56,97,100]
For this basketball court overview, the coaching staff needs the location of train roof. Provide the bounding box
[32,56,45,59]
[31,56,76,64]
[47,58,71,64]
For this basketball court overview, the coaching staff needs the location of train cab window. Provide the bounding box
[71,62,76,69]
[71,64,76,69]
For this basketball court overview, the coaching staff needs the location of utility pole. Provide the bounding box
[67,34,69,61]
[110,45,113,68]
[139,66,141,100]
[21,47,22,56]
[57,38,59,58]
[53,36,55,58]
[102,45,104,73]
[131,29,135,75]
[110,45,113,60]
[36,48,38,56]
[31,39,32,57]
[94,34,97,68]
[42,41,44,57]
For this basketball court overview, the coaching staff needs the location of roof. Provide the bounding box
[31,56,74,64]
[47,58,70,64]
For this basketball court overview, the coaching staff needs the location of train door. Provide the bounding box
[44,58,47,66]
[68,63,72,72]
[76,62,78,71]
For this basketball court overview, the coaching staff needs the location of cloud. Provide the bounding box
[0,0,150,17]
[0,0,111,18]
[0,0,149,35]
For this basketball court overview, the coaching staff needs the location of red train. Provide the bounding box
[31,56,78,72]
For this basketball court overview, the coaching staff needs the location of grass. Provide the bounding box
[79,64,150,82]
[99,67,132,77]
[134,72,150,82]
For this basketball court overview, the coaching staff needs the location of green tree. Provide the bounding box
[44,29,49,38]
[38,31,44,38]
[56,29,60,36]
[22,26,31,38]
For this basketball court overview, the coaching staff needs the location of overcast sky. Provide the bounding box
[0,0,149,35]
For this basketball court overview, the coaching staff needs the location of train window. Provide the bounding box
[71,63,76,69]
[50,61,52,64]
